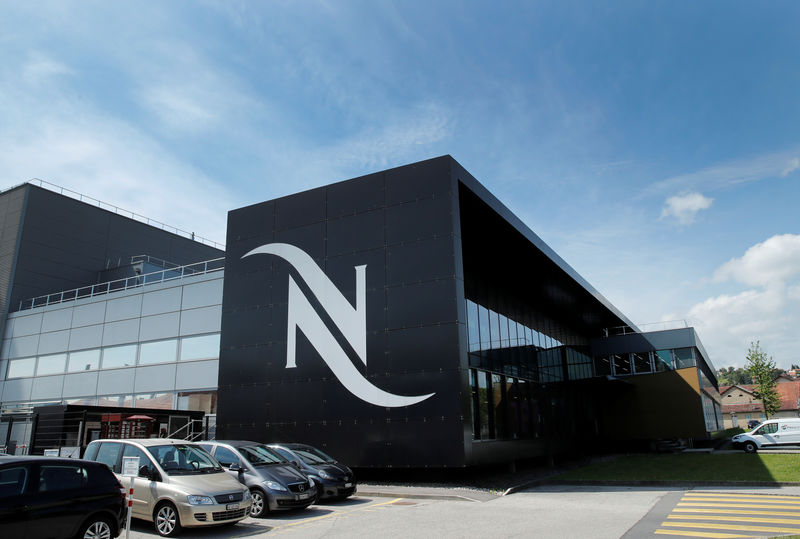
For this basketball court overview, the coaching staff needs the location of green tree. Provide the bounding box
[746,341,780,418]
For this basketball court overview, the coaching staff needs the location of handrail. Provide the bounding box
[1,178,225,250]
[16,257,224,311]
[604,320,690,336]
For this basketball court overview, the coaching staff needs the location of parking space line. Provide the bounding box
[678,502,800,510]
[661,521,800,534]
[654,530,752,538]
[269,498,403,532]
[675,508,800,517]
[668,514,800,525]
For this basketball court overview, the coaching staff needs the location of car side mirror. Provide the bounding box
[139,465,155,480]
[292,460,300,468]
[229,463,243,474]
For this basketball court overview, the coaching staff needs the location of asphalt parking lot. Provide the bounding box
[120,483,800,538]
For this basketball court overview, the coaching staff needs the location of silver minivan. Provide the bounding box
[84,438,252,537]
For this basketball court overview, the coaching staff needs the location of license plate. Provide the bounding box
[297,493,309,500]
[344,483,352,488]
[226,503,239,510]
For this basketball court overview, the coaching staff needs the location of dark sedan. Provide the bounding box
[0,455,126,539]
[267,443,356,501]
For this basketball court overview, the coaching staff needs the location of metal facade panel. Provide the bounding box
[41,308,73,333]
[133,364,177,393]
[218,156,465,467]
[104,295,143,322]
[30,375,65,400]
[141,286,183,316]
[175,359,218,390]
[2,378,33,402]
[179,305,221,336]
[181,279,223,310]
[68,324,103,351]
[139,312,180,341]
[12,313,42,337]
[97,368,136,395]
[7,335,38,358]
[72,302,106,328]
[36,329,70,355]
[61,372,99,398]
[101,319,140,347]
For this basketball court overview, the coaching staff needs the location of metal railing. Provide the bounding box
[1,178,224,250]
[604,320,690,336]
[16,257,224,311]
[168,417,212,442]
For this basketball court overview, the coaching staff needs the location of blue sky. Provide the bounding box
[1,1,798,369]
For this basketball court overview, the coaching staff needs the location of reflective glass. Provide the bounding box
[139,340,178,365]
[632,352,652,374]
[67,349,100,372]
[7,358,35,378]
[180,334,220,361]
[492,374,506,438]
[674,348,695,369]
[134,392,174,409]
[467,300,480,352]
[654,350,672,371]
[497,315,508,348]
[478,371,491,439]
[613,353,631,375]
[489,311,501,349]
[37,353,66,375]
[102,345,137,368]
[478,305,490,351]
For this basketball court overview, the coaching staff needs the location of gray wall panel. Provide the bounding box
[69,325,104,351]
[102,319,140,346]
[2,378,33,402]
[181,279,223,310]
[62,372,99,398]
[12,313,42,337]
[97,368,136,395]
[8,335,38,358]
[3,318,14,340]
[142,287,182,316]
[179,306,221,336]
[30,375,65,400]
[175,360,218,390]
[105,295,142,322]
[37,330,70,355]
[41,308,72,333]
[72,302,106,327]
[134,364,177,393]
[139,313,180,341]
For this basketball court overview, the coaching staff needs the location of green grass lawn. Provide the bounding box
[552,453,800,483]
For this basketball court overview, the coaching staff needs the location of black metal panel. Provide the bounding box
[218,157,465,467]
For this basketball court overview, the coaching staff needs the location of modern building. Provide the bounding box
[0,157,722,466]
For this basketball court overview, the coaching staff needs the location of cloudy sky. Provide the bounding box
[1,1,798,370]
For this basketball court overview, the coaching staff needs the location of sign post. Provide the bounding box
[121,456,139,539]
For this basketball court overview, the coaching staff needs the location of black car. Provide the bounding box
[747,419,761,430]
[200,441,316,517]
[0,455,127,539]
[267,443,356,501]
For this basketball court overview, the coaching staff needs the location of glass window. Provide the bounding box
[102,345,137,368]
[492,374,506,439]
[139,340,177,365]
[489,311,501,349]
[177,391,217,414]
[478,306,490,351]
[7,358,35,378]
[526,327,534,348]
[67,349,100,372]
[95,442,123,473]
[213,446,239,467]
[97,395,134,407]
[478,371,491,439]
[37,353,66,376]
[498,314,510,348]
[632,352,652,374]
[39,464,86,492]
[467,301,480,352]
[0,466,27,498]
[654,350,672,371]
[135,393,174,409]
[470,369,480,439]
[179,334,220,362]
[674,348,695,369]
[123,444,156,478]
[613,353,631,375]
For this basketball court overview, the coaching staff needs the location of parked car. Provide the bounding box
[732,418,800,453]
[267,443,356,501]
[0,455,126,539]
[199,440,316,517]
[83,438,251,537]
[747,419,761,430]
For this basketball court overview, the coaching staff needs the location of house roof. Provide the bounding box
[722,378,800,413]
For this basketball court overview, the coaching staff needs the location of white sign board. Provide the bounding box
[43,449,59,457]
[122,456,140,477]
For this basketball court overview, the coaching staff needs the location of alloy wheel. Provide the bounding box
[82,520,112,539]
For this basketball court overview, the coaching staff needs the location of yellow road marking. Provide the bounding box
[662,520,800,533]
[678,502,800,510]
[682,496,800,505]
[654,530,752,538]
[669,514,800,525]
[686,492,800,500]
[674,507,800,517]
[270,498,403,531]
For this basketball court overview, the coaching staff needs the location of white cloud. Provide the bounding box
[782,157,800,177]
[686,234,800,369]
[660,192,713,225]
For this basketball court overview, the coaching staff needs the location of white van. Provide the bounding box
[732,418,800,453]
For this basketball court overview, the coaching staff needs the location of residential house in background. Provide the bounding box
[721,374,800,429]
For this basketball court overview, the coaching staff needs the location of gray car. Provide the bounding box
[268,443,356,501]
[199,440,316,517]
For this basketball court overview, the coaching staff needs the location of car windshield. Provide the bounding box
[238,445,287,466]
[147,444,222,475]
[293,446,336,465]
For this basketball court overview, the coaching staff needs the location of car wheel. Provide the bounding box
[250,488,267,518]
[744,441,758,454]
[78,516,114,539]
[154,501,182,537]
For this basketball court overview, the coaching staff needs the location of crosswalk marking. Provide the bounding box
[654,491,800,537]
[654,530,752,538]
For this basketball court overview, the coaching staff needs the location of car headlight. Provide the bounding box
[265,480,288,492]
[318,470,334,480]
[187,495,214,505]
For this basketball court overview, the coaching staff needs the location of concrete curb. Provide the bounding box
[357,490,486,502]
[538,479,800,488]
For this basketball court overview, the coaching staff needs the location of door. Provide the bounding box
[28,462,89,538]
[122,444,159,519]
[753,421,779,446]
[0,463,30,537]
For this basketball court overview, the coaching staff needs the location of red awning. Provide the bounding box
[125,415,155,421]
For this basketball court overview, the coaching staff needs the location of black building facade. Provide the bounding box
[217,156,714,467]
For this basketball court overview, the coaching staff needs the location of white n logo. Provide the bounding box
[243,243,434,407]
